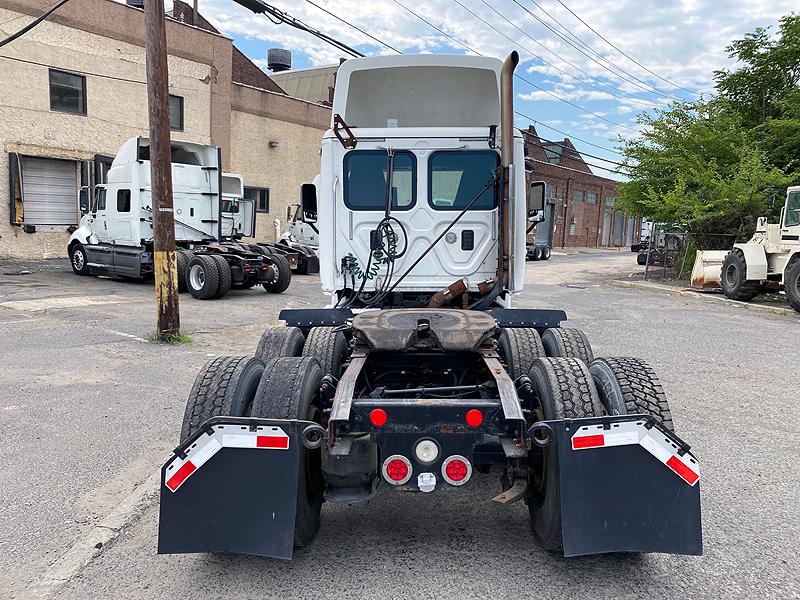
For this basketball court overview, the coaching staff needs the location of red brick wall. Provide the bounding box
[522,126,637,248]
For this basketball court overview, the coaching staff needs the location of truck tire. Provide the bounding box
[784,258,800,313]
[176,250,192,293]
[302,326,348,378]
[262,254,292,293]
[534,246,544,261]
[589,357,674,432]
[255,326,305,362]
[497,327,545,381]
[209,255,232,299]
[70,243,90,276]
[541,327,594,364]
[720,248,761,301]
[251,357,324,547]
[179,356,265,442]
[186,255,220,300]
[541,246,551,260]
[527,357,603,552]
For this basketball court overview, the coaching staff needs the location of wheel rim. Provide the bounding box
[189,264,205,290]
[725,263,739,287]
[72,249,84,271]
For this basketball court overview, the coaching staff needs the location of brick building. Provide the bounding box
[523,126,639,248]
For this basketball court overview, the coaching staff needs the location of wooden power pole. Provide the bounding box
[143,0,180,339]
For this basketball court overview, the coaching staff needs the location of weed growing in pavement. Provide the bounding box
[148,330,193,344]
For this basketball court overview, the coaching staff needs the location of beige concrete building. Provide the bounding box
[0,0,330,259]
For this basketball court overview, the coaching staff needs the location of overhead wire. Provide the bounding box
[0,0,71,48]
[453,0,658,109]
[389,0,637,132]
[302,0,403,54]
[554,0,700,96]
[512,0,683,101]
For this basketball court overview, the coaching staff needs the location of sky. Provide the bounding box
[184,0,797,179]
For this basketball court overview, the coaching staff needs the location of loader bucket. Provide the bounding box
[538,415,702,556]
[690,250,728,289]
[158,417,319,559]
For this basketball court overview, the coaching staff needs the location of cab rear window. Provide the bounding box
[428,150,499,210]
[344,150,416,211]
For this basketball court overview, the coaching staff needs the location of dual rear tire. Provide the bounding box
[526,353,674,552]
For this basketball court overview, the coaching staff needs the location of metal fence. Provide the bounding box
[642,228,737,282]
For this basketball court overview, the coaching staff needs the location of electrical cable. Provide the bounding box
[302,0,403,54]
[389,0,637,132]
[0,0,71,48]
[513,0,683,101]
[457,0,658,109]
[554,0,700,96]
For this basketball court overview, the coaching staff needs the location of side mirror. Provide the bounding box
[300,183,317,222]
[528,181,545,218]
[768,193,776,205]
[79,186,90,215]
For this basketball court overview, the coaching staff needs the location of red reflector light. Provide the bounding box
[465,409,483,427]
[441,455,472,486]
[445,459,468,481]
[369,408,387,427]
[385,459,409,482]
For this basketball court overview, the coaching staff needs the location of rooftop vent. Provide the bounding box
[267,48,292,72]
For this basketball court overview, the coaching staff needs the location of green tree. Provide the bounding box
[618,14,799,242]
[617,101,791,242]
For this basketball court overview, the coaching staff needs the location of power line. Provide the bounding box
[514,111,626,156]
[555,0,699,96]
[512,0,682,102]
[389,0,637,132]
[302,0,403,54]
[454,0,658,109]
[232,0,364,57]
[0,0,71,48]
[527,155,621,176]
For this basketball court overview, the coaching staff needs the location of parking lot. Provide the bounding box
[1,249,798,599]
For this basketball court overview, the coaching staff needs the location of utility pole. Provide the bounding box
[561,176,571,249]
[144,0,180,339]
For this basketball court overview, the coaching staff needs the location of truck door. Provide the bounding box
[237,198,255,238]
[782,189,800,241]
[84,187,114,269]
[106,188,134,244]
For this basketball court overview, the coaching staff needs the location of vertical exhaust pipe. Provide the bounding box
[500,52,519,287]
[473,52,518,310]
[500,51,519,168]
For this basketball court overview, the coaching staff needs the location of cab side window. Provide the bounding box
[785,191,800,228]
[94,188,106,212]
[117,189,131,213]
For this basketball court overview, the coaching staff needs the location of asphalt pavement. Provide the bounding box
[1,249,798,599]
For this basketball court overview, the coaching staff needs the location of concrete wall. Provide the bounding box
[0,0,229,259]
[229,84,328,244]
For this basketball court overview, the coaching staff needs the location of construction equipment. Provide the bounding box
[692,187,800,311]
[158,53,702,560]
[67,137,291,299]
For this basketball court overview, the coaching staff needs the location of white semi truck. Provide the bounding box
[157,53,702,560]
[67,137,292,299]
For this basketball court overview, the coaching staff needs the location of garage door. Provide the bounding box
[20,157,78,225]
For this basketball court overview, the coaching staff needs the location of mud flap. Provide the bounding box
[541,415,702,557]
[158,417,319,559]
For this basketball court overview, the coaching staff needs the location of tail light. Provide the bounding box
[465,409,483,427]
[369,408,387,427]
[441,455,472,486]
[382,455,412,485]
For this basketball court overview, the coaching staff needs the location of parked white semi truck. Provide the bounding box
[158,53,702,560]
[67,137,291,299]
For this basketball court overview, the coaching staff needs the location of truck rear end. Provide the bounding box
[157,52,702,560]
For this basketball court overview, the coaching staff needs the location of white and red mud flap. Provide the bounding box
[532,415,702,557]
[158,417,321,559]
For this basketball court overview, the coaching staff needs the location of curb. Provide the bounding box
[611,280,798,316]
[27,470,160,598]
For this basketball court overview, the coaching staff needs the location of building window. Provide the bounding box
[587,192,598,204]
[169,95,184,131]
[606,197,615,207]
[245,187,269,212]
[569,220,577,236]
[49,69,86,115]
[573,190,584,203]
[117,189,131,213]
